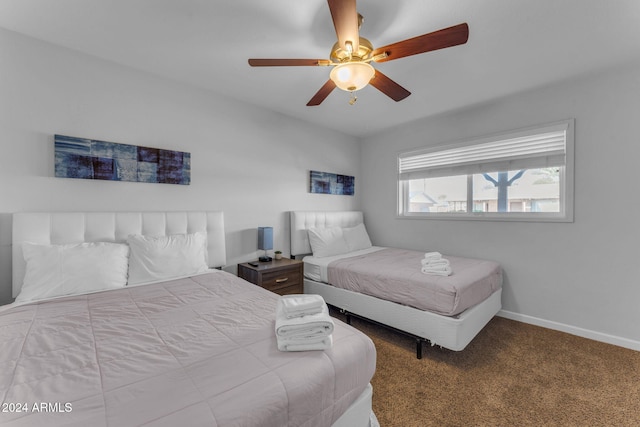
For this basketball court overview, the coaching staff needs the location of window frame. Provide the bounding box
[397,120,574,222]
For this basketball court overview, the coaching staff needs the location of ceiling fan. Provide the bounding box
[248,0,469,106]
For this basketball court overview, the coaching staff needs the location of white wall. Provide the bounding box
[361,59,640,349]
[0,28,361,305]
[3,26,639,350]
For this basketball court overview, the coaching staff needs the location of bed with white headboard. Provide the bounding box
[11,211,227,298]
[290,210,503,357]
[3,211,376,427]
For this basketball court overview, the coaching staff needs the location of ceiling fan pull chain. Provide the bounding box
[348,91,357,105]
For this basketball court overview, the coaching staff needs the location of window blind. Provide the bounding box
[398,123,568,180]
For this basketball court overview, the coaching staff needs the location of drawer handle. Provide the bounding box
[275,278,289,283]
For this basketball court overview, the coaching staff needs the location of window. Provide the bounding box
[398,120,574,221]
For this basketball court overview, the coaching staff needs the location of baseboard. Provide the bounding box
[497,310,640,352]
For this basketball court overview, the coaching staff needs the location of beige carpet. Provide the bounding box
[335,313,640,426]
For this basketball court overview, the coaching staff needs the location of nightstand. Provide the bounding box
[237,258,303,296]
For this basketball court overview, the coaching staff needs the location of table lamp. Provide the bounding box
[258,227,273,262]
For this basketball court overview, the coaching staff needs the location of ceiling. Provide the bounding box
[1,0,640,138]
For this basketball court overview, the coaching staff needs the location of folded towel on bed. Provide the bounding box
[423,251,442,261]
[275,298,334,339]
[421,252,451,276]
[280,294,325,318]
[421,265,452,276]
[420,258,450,267]
[277,335,333,352]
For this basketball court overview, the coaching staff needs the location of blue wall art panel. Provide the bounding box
[55,135,191,185]
[310,170,354,196]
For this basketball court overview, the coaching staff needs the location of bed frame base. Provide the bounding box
[306,278,502,354]
[331,383,374,427]
[340,308,430,359]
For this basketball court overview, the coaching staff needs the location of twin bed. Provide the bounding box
[2,211,376,427]
[290,211,503,358]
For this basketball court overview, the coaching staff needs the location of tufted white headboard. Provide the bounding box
[290,211,364,257]
[12,211,226,298]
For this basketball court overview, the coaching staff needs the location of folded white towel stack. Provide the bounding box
[423,251,442,261]
[275,295,334,352]
[420,258,450,267]
[421,252,452,276]
[280,294,325,319]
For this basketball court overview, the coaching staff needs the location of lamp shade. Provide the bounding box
[258,227,273,250]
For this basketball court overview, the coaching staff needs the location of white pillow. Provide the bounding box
[127,231,209,285]
[16,242,129,303]
[307,227,350,258]
[343,223,372,252]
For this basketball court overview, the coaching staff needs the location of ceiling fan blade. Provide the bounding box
[307,80,337,106]
[249,59,331,67]
[372,23,469,63]
[327,0,360,52]
[369,69,411,102]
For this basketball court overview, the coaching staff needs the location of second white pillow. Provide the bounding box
[307,227,350,258]
[127,231,209,285]
[343,223,372,252]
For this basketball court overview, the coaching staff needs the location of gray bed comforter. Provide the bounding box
[327,248,502,316]
[0,271,375,426]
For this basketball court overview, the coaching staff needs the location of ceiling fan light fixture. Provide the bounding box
[330,62,375,92]
[248,1,469,106]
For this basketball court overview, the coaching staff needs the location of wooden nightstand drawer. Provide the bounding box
[237,258,303,296]
[261,269,301,292]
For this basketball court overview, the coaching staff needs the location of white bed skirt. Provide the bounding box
[331,383,374,427]
[305,279,502,351]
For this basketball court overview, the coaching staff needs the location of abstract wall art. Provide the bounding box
[310,170,354,196]
[54,134,191,185]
